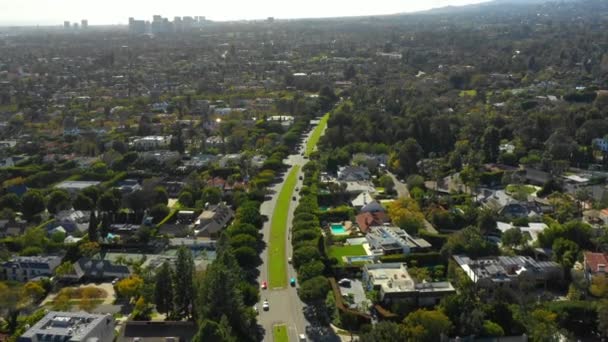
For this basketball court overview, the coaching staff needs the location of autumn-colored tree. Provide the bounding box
[22,281,46,303]
[52,293,71,311]
[591,275,608,298]
[79,241,101,258]
[387,197,425,234]
[115,275,144,300]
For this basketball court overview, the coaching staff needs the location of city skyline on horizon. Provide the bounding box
[0,0,491,26]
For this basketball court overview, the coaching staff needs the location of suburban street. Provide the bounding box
[387,171,409,198]
[257,125,317,342]
[387,171,439,234]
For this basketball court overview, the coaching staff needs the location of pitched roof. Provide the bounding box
[361,200,384,213]
[584,251,608,273]
[356,212,388,234]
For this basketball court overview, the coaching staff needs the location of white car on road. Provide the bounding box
[262,300,270,311]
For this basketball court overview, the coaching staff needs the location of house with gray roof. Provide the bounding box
[453,255,563,290]
[60,257,131,282]
[366,226,431,256]
[362,263,455,306]
[18,311,114,342]
[194,203,235,237]
[1,255,62,282]
[338,166,371,181]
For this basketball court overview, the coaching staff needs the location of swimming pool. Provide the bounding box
[346,255,375,264]
[330,224,347,235]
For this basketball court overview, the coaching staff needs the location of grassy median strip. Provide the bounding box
[268,165,300,288]
[273,324,289,342]
[305,113,330,156]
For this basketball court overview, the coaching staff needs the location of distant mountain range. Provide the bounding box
[417,0,577,15]
[397,0,581,15]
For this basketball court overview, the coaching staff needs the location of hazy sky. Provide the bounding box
[0,0,490,25]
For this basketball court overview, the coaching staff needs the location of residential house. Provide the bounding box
[151,101,169,112]
[0,219,26,238]
[496,221,548,245]
[131,136,172,151]
[593,138,608,153]
[366,226,431,256]
[583,210,604,227]
[139,151,180,165]
[362,263,455,306]
[424,173,467,194]
[117,179,142,194]
[0,156,22,168]
[0,140,17,151]
[119,321,197,342]
[169,237,216,250]
[205,136,225,147]
[267,115,294,128]
[18,311,115,342]
[351,191,375,210]
[251,155,267,169]
[55,181,101,194]
[360,200,385,214]
[352,153,389,170]
[453,255,562,290]
[194,203,235,237]
[1,255,62,281]
[356,212,389,234]
[344,181,377,195]
[498,203,541,220]
[338,166,371,182]
[479,189,541,219]
[583,251,608,281]
[53,210,90,235]
[60,257,131,282]
[214,107,245,116]
[207,177,227,191]
[524,167,552,186]
[182,154,218,170]
[219,154,242,168]
[562,173,592,194]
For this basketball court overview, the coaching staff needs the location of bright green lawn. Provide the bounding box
[268,165,300,288]
[459,89,477,97]
[506,184,538,196]
[329,245,367,265]
[273,324,289,342]
[305,113,330,156]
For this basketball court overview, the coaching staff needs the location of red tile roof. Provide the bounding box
[207,177,226,188]
[356,211,388,234]
[584,251,608,273]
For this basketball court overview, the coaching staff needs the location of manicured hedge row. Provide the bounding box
[378,252,446,267]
